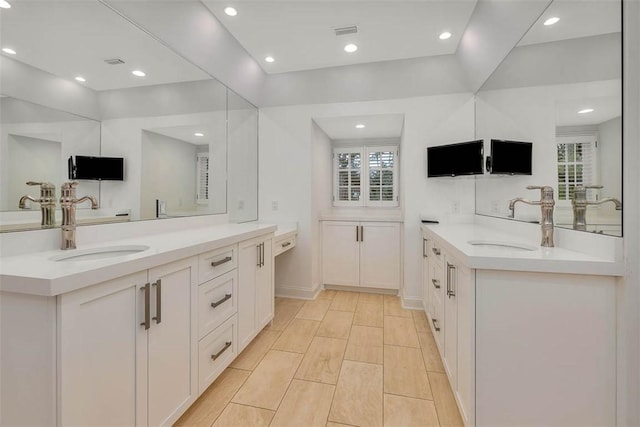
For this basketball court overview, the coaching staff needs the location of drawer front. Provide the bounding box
[273,235,296,256]
[430,240,444,268]
[430,261,445,302]
[199,244,237,283]
[431,292,445,354]
[198,315,237,394]
[198,270,238,339]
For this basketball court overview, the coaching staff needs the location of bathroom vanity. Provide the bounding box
[0,222,285,426]
[421,222,623,426]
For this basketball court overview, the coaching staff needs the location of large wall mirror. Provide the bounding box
[0,0,258,232]
[475,0,622,236]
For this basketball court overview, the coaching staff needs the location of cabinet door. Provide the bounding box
[360,222,401,289]
[443,260,458,389]
[256,238,274,330]
[322,221,360,286]
[238,239,258,351]
[455,263,474,425]
[422,236,430,312]
[147,257,197,427]
[59,271,148,427]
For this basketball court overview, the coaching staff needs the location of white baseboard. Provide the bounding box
[324,284,398,295]
[275,284,320,300]
[401,295,423,310]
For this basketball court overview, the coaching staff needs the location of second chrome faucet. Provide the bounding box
[508,185,555,247]
[60,181,99,250]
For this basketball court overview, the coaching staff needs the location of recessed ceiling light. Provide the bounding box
[578,108,595,114]
[2,48,16,55]
[355,124,365,129]
[544,17,560,26]
[131,70,146,77]
[75,76,86,83]
[439,31,452,40]
[194,132,204,137]
[0,1,11,9]
[265,56,275,63]
[224,6,237,16]
[344,43,358,53]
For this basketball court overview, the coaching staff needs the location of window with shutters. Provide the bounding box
[333,145,399,207]
[556,134,596,202]
[196,152,209,205]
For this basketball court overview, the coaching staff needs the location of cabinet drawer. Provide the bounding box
[198,270,238,339]
[199,244,237,283]
[430,262,445,301]
[198,315,237,394]
[430,293,444,354]
[273,235,296,256]
[430,240,445,268]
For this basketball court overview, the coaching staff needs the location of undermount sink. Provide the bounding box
[467,240,537,252]
[50,245,150,262]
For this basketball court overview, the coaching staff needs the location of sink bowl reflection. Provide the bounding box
[50,245,150,262]
[467,240,536,252]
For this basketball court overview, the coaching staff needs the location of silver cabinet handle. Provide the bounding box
[211,256,232,267]
[360,225,364,242]
[423,239,428,258]
[356,225,359,242]
[211,341,232,360]
[256,243,261,267]
[447,263,456,298]
[432,247,441,256]
[211,293,232,308]
[431,318,440,332]
[140,283,150,330]
[152,279,161,324]
[260,242,265,267]
[281,241,291,248]
[431,278,441,289]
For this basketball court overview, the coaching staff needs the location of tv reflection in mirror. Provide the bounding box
[427,140,484,177]
[486,139,532,175]
[68,156,124,181]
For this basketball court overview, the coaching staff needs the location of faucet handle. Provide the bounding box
[584,185,604,190]
[526,185,552,191]
[26,181,55,188]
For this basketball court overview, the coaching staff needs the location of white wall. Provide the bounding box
[598,116,622,199]
[259,93,475,302]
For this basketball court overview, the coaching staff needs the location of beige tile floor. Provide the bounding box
[175,291,464,427]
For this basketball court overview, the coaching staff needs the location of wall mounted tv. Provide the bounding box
[68,155,124,181]
[427,140,484,177]
[487,139,533,175]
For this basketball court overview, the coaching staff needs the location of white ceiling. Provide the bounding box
[519,0,620,46]
[313,113,404,140]
[555,95,621,127]
[0,0,211,91]
[202,0,477,74]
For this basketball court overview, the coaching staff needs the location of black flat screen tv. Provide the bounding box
[427,140,484,177]
[69,156,124,181]
[488,139,532,175]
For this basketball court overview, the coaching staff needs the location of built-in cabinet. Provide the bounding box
[322,221,401,289]
[422,226,616,426]
[238,235,273,351]
[0,229,275,427]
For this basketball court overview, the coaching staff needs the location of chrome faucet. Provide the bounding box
[18,181,57,228]
[571,185,622,231]
[508,185,555,247]
[60,181,98,250]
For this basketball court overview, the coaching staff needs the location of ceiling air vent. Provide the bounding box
[104,58,125,65]
[334,25,358,36]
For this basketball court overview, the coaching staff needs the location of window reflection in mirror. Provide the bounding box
[474,0,622,237]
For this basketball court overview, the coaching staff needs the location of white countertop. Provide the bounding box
[274,223,298,239]
[422,223,624,277]
[320,209,403,222]
[0,223,277,297]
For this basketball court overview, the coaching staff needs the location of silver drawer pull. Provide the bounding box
[281,241,291,248]
[431,279,441,289]
[211,256,232,267]
[211,293,232,308]
[211,341,232,360]
[431,318,440,332]
[432,247,441,256]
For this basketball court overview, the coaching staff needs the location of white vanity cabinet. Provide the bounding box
[59,257,198,427]
[322,220,401,289]
[238,235,274,351]
[421,226,617,426]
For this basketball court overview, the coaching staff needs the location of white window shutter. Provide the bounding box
[196,153,209,204]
